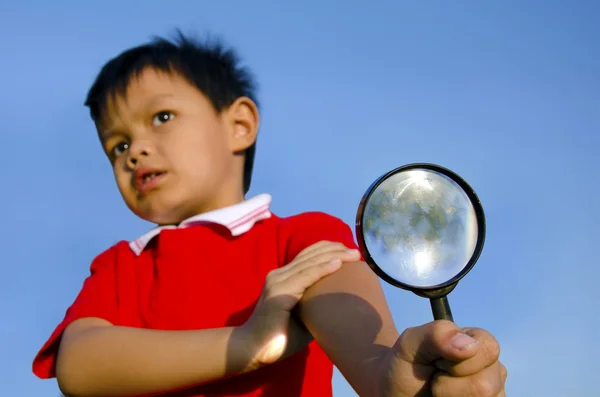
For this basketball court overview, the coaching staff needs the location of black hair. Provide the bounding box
[84,30,259,193]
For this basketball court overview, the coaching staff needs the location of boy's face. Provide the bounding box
[97,68,258,225]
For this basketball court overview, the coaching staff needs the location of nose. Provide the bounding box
[126,141,153,169]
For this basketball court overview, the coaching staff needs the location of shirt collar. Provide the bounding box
[129,193,273,255]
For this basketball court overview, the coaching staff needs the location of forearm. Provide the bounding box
[297,261,399,397]
[56,321,252,397]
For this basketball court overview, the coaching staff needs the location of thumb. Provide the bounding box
[395,320,480,365]
[253,334,288,365]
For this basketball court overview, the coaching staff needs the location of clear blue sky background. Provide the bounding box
[1,1,598,396]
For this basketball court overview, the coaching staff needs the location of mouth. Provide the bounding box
[134,170,167,194]
[142,172,163,183]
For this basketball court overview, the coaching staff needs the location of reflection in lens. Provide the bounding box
[362,169,478,288]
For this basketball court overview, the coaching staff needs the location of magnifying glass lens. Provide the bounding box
[361,169,479,289]
[356,164,486,322]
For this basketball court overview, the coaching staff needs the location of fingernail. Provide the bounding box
[346,249,360,255]
[451,333,478,350]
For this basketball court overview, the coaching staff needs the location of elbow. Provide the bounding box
[57,374,85,397]
[56,320,112,397]
[57,380,83,397]
[57,369,97,397]
[56,365,86,397]
[56,349,93,397]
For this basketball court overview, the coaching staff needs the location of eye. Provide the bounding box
[152,111,175,126]
[110,142,129,158]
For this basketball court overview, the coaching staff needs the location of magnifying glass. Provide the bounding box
[355,163,485,322]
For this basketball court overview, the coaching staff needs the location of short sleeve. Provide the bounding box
[282,212,361,264]
[32,245,119,379]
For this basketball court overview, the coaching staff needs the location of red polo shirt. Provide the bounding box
[32,194,359,397]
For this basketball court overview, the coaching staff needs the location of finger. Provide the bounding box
[283,249,360,280]
[262,247,355,298]
[258,261,345,340]
[431,360,506,397]
[267,242,351,279]
[295,240,347,258]
[298,243,360,265]
[266,259,343,301]
[283,259,344,291]
[435,328,501,376]
[395,321,480,366]
[299,242,360,263]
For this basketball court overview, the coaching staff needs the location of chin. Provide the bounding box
[131,205,180,226]
[131,191,206,225]
[127,195,179,225]
[148,212,185,226]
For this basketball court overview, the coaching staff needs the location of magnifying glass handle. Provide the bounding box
[430,296,454,322]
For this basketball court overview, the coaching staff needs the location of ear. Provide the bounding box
[225,97,259,153]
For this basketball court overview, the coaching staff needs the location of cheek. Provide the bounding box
[113,166,132,196]
[169,131,228,171]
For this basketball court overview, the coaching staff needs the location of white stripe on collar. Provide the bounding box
[129,193,273,255]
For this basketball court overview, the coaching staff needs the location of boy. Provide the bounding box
[33,32,507,397]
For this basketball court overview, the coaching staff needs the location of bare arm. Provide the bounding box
[53,240,354,397]
[56,318,252,397]
[296,261,399,397]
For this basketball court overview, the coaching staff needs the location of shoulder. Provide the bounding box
[276,211,350,230]
[87,239,135,273]
[272,211,357,261]
[272,210,353,241]
[94,239,133,260]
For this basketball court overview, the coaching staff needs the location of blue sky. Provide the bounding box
[1,1,598,395]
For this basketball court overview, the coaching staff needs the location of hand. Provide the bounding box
[240,241,361,370]
[380,320,507,397]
